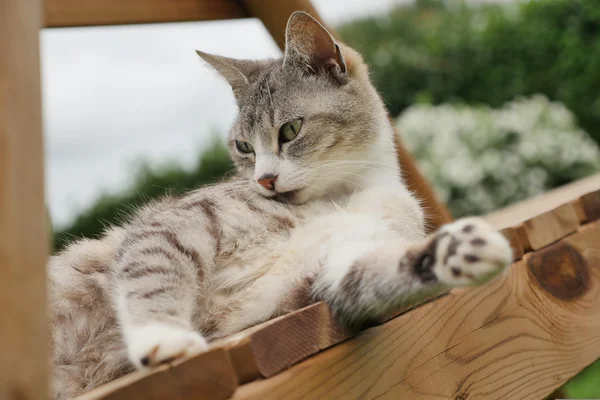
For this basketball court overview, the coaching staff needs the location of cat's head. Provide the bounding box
[197,12,393,204]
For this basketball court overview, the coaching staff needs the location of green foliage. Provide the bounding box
[564,360,600,398]
[338,0,600,144]
[52,140,234,253]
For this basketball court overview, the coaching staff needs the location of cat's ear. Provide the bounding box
[196,50,263,98]
[283,11,347,83]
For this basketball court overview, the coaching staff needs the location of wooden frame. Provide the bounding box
[4,0,596,398]
[1,0,49,399]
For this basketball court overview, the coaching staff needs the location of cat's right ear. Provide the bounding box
[283,12,347,83]
[196,50,262,99]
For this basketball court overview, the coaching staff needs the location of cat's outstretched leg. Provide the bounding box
[313,217,512,326]
[113,221,213,369]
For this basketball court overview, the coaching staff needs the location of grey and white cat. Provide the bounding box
[50,12,512,399]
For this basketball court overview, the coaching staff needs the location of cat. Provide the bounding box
[49,11,512,399]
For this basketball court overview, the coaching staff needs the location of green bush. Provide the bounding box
[338,0,600,144]
[52,140,233,253]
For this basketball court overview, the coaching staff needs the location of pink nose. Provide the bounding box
[257,174,277,190]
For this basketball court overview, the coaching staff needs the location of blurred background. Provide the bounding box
[43,0,600,396]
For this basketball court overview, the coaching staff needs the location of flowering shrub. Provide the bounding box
[397,95,600,217]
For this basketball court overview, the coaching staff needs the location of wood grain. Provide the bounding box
[75,348,237,400]
[214,294,445,384]
[232,221,600,400]
[521,203,580,250]
[44,0,247,27]
[0,0,49,398]
[249,302,352,378]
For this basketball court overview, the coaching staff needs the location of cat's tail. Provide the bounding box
[49,227,133,399]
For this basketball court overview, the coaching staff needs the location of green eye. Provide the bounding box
[279,119,302,143]
[235,140,254,154]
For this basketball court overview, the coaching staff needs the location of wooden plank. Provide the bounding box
[515,223,533,253]
[500,226,524,260]
[44,0,247,28]
[232,221,600,400]
[484,172,600,229]
[214,294,445,384]
[0,0,49,399]
[576,189,600,223]
[521,203,580,250]
[248,302,352,378]
[75,348,237,400]
[211,303,351,383]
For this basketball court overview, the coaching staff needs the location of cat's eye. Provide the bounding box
[279,119,302,143]
[235,140,254,154]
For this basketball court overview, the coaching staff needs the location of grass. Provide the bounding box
[563,359,600,398]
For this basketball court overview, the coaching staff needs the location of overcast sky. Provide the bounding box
[42,0,511,227]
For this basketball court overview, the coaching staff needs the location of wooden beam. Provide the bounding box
[232,221,600,400]
[44,0,247,28]
[238,0,321,50]
[0,0,49,398]
[75,348,237,400]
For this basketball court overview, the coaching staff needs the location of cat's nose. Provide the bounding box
[257,173,277,190]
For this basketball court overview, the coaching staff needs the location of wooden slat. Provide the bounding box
[244,303,352,378]
[520,202,581,250]
[500,226,524,261]
[576,189,600,223]
[44,0,247,28]
[211,303,349,383]
[232,221,600,400]
[75,348,237,400]
[484,173,600,229]
[214,295,445,384]
[0,0,49,399]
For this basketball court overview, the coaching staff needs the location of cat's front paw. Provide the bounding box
[127,323,208,369]
[432,217,512,287]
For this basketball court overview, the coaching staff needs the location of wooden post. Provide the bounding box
[0,0,49,398]
[241,0,453,231]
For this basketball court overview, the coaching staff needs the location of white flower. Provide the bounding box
[396,95,600,217]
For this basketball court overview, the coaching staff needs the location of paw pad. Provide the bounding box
[433,218,512,287]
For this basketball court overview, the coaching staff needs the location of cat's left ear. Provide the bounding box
[283,11,347,83]
[196,50,265,98]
